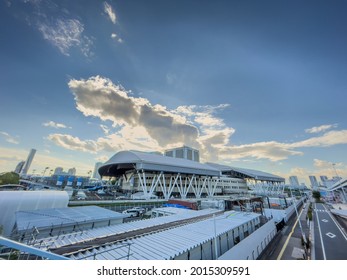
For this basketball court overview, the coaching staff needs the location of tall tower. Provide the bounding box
[289,176,300,186]
[309,175,319,190]
[14,161,25,174]
[21,149,36,175]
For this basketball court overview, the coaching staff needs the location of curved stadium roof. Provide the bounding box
[98,150,221,177]
[207,163,285,182]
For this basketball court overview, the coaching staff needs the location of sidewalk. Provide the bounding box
[261,200,311,260]
[281,201,310,260]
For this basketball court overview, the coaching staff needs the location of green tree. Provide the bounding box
[312,190,321,202]
[0,172,20,185]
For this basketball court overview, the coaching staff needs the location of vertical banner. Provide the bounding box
[76,177,83,187]
[67,176,74,186]
[56,175,64,186]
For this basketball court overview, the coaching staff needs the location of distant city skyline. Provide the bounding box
[1,1,347,185]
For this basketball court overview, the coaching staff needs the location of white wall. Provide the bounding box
[218,220,277,260]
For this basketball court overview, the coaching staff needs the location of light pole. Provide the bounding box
[40,167,49,183]
[331,163,341,202]
[213,214,218,259]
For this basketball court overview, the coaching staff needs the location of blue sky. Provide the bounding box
[1,0,347,185]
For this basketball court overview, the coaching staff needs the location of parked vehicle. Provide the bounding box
[122,207,146,217]
[122,209,140,217]
[130,207,146,214]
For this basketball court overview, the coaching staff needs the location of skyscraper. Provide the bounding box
[309,175,319,190]
[289,176,300,186]
[54,167,64,175]
[320,176,328,183]
[14,161,25,174]
[21,149,36,175]
[67,167,76,176]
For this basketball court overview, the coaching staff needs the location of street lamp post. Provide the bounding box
[41,167,49,183]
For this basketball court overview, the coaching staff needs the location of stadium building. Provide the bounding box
[98,150,285,199]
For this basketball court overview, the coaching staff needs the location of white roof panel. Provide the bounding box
[99,150,220,176]
[207,162,284,182]
[39,210,260,260]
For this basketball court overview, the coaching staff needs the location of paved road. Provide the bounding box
[313,203,347,260]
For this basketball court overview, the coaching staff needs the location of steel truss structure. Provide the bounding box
[136,170,220,199]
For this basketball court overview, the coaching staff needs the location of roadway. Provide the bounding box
[312,203,347,260]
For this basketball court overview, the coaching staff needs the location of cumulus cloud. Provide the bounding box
[219,141,303,162]
[48,125,160,155]
[47,134,99,153]
[104,2,116,24]
[68,76,199,147]
[292,130,347,148]
[45,76,347,164]
[42,121,71,129]
[313,159,344,170]
[305,124,338,134]
[0,131,19,144]
[38,18,93,57]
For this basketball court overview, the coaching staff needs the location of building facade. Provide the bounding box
[21,149,36,175]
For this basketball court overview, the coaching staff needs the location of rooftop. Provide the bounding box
[99,150,220,177]
[207,163,285,182]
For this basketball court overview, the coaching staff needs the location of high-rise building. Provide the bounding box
[320,176,328,183]
[67,167,76,176]
[164,146,200,162]
[309,176,319,190]
[289,176,300,186]
[14,161,25,174]
[54,167,64,175]
[93,162,103,179]
[21,149,36,175]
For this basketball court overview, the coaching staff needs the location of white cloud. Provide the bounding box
[104,2,116,24]
[100,124,110,134]
[291,130,347,148]
[42,121,71,129]
[44,76,347,164]
[47,134,99,153]
[16,0,94,57]
[68,76,199,148]
[111,33,123,43]
[219,141,303,162]
[95,155,109,163]
[0,131,19,144]
[305,124,338,134]
[38,18,93,57]
[313,159,344,171]
[48,126,161,155]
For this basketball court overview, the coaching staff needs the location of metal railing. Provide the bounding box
[0,236,69,260]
